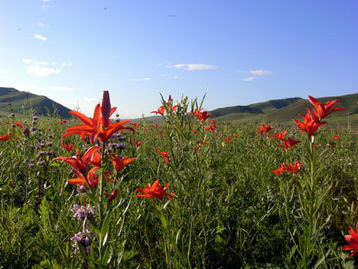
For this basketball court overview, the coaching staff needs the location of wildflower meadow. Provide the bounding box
[1,91,358,269]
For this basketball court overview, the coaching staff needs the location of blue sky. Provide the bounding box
[0,0,357,118]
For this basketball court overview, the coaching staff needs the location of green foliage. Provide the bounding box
[0,95,357,268]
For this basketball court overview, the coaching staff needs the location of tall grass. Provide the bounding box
[0,94,357,268]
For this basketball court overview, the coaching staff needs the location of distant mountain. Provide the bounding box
[212,93,357,125]
[0,87,71,118]
[134,93,357,126]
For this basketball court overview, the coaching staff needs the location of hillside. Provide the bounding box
[0,87,71,118]
[211,93,357,126]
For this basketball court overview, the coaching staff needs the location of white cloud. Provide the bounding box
[42,0,51,2]
[173,64,217,71]
[38,23,46,27]
[61,62,72,67]
[34,34,47,41]
[50,87,74,92]
[23,58,71,77]
[250,70,272,76]
[25,65,61,77]
[15,85,75,94]
[129,77,152,81]
[243,77,256,82]
[0,69,11,74]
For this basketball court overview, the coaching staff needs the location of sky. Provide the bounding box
[0,0,357,118]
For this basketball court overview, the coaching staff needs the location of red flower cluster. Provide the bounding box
[272,161,302,175]
[151,95,178,116]
[342,226,358,258]
[109,155,136,172]
[293,96,344,136]
[258,124,273,136]
[0,133,11,141]
[63,143,75,152]
[55,91,136,189]
[192,108,211,122]
[154,148,172,163]
[277,137,301,149]
[15,122,23,128]
[135,179,174,200]
[54,146,103,187]
[205,119,217,133]
[131,122,140,127]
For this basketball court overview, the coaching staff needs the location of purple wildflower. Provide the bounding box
[70,204,95,221]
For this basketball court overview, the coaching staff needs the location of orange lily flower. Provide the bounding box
[68,166,100,188]
[63,143,75,152]
[63,91,133,144]
[109,154,136,172]
[151,106,165,116]
[155,150,172,163]
[273,130,287,140]
[192,108,211,122]
[131,122,140,127]
[293,108,327,136]
[272,161,302,175]
[205,119,217,133]
[0,133,11,141]
[342,226,358,258]
[258,124,273,135]
[54,146,101,178]
[135,179,174,200]
[308,96,344,120]
[277,137,300,149]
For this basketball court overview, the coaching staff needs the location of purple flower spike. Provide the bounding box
[70,204,95,221]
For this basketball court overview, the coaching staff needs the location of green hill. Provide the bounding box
[214,93,358,127]
[212,97,304,122]
[0,87,71,118]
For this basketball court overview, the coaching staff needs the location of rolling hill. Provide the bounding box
[0,87,71,118]
[212,93,357,126]
[135,93,357,127]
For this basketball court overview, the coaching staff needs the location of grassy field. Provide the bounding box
[0,93,358,269]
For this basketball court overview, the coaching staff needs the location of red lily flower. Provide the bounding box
[63,143,75,152]
[109,155,136,172]
[15,122,23,128]
[205,119,217,133]
[134,179,174,200]
[54,146,101,178]
[67,166,100,188]
[131,122,140,127]
[59,120,67,124]
[258,124,273,135]
[151,106,165,116]
[308,96,344,120]
[293,108,327,136]
[134,140,143,147]
[156,151,172,163]
[272,163,286,175]
[63,91,134,144]
[192,108,211,122]
[285,161,303,173]
[272,161,302,175]
[0,133,11,141]
[332,135,340,141]
[342,226,358,258]
[273,130,287,140]
[225,136,232,143]
[277,137,301,149]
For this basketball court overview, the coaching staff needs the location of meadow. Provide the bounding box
[1,91,358,269]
